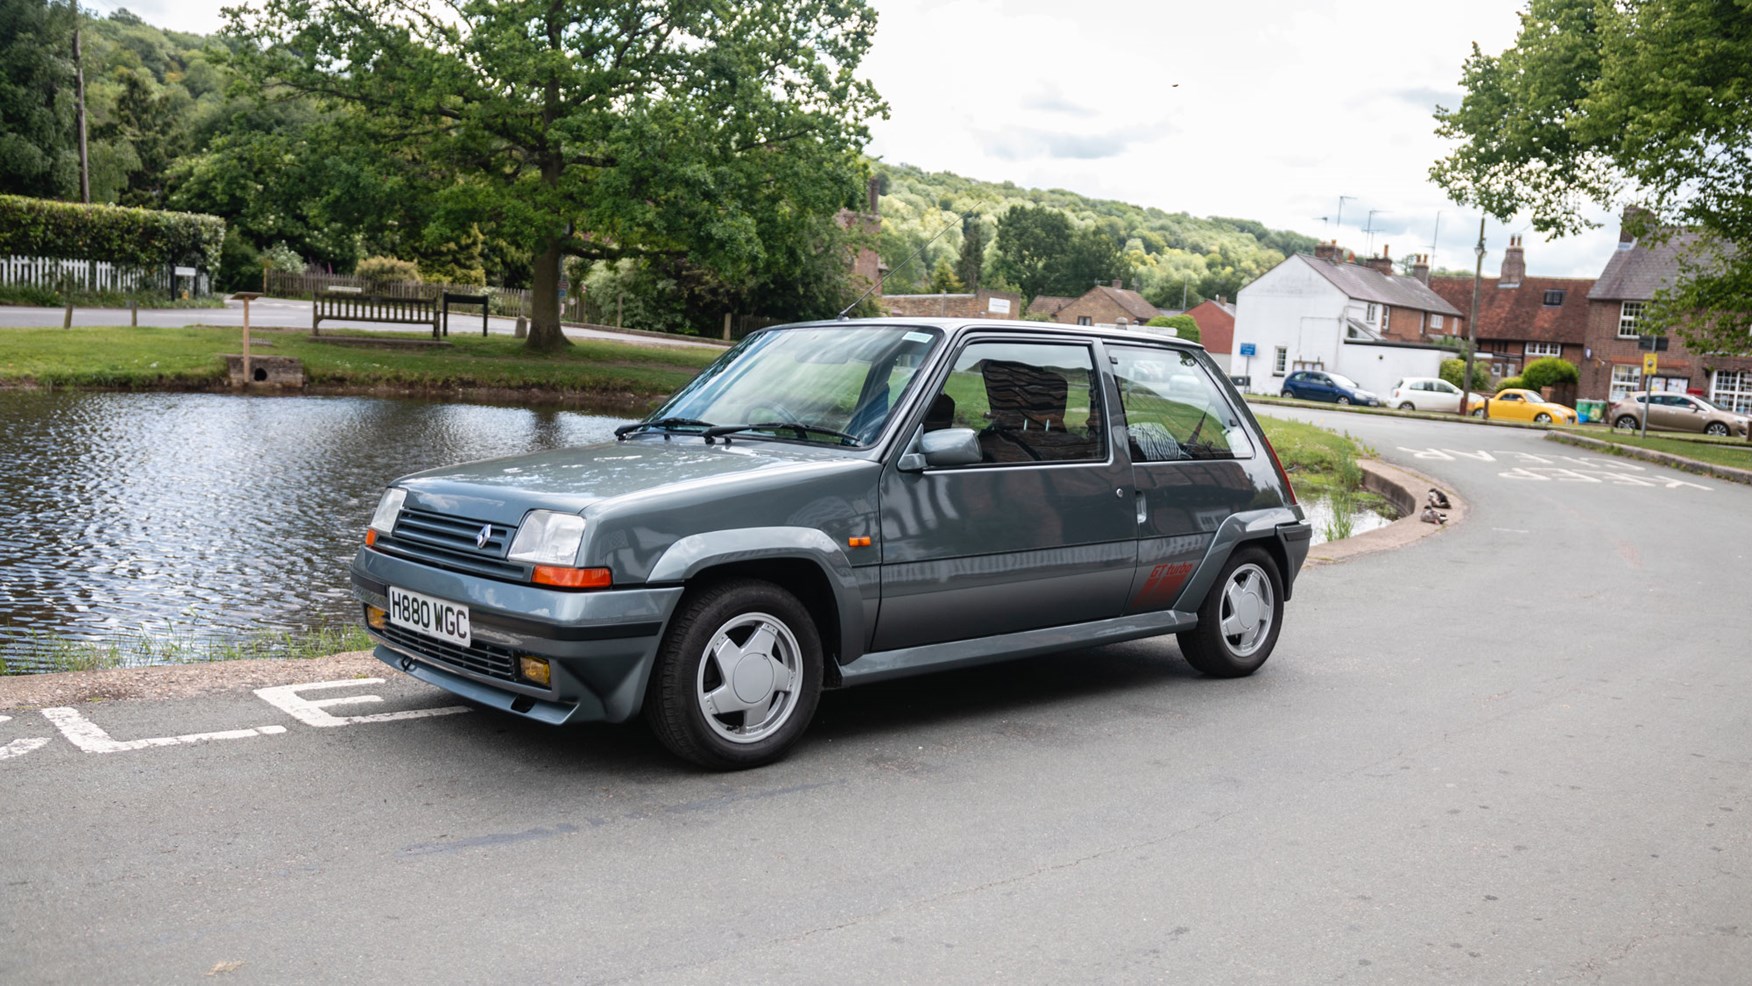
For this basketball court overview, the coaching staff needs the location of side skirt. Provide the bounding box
[839,609,1197,686]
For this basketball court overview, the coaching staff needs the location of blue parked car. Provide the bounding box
[1280,370,1381,406]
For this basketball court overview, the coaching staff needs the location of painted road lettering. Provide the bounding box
[0,714,50,761]
[1398,448,1713,491]
[255,679,470,727]
[42,707,287,753]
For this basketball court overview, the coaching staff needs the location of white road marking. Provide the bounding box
[2,738,51,760]
[254,679,470,727]
[1395,448,1713,491]
[41,707,288,753]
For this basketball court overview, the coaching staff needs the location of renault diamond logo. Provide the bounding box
[476,524,493,549]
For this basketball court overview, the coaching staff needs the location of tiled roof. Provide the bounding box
[1427,274,1595,345]
[1298,254,1462,316]
[1091,285,1162,322]
[1027,295,1077,317]
[1588,232,1702,301]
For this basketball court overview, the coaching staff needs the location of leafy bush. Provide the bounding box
[1496,376,1526,392]
[0,194,224,272]
[1147,313,1200,342]
[0,283,63,306]
[355,255,421,285]
[260,242,305,274]
[1521,357,1578,390]
[1439,357,1490,391]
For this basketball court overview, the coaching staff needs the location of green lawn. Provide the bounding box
[0,325,720,406]
[1566,426,1752,471]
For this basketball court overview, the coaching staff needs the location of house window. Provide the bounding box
[1543,289,1565,306]
[1712,369,1752,415]
[1075,316,1091,326]
[1273,346,1287,375]
[1618,301,1645,338]
[1526,341,1562,357]
[1364,303,1377,323]
[1430,314,1444,330]
[1609,364,1642,400]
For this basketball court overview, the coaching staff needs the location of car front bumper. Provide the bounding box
[350,547,683,724]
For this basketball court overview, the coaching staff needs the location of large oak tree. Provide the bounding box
[1431,0,1752,351]
[228,0,883,350]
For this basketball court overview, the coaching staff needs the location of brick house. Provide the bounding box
[1026,294,1078,320]
[1428,236,1594,383]
[1048,281,1162,329]
[881,288,1024,320]
[1581,217,1752,412]
[1181,298,1236,356]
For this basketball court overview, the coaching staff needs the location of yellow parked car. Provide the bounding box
[1469,388,1578,424]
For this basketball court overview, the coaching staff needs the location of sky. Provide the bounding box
[94,0,1622,280]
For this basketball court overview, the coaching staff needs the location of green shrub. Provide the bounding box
[355,255,422,285]
[1439,357,1490,391]
[1147,313,1200,342]
[0,283,63,306]
[1521,357,1578,390]
[1496,376,1526,392]
[0,194,223,272]
[260,242,305,274]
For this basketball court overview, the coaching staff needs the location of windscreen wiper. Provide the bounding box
[613,416,716,440]
[702,422,860,446]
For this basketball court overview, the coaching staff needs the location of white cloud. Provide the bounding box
[123,0,1624,277]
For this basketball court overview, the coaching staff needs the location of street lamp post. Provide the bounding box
[1462,219,1485,418]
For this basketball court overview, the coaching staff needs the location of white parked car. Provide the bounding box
[1389,376,1467,413]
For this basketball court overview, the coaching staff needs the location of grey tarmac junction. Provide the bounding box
[1,409,1748,984]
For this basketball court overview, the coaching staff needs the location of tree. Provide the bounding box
[0,0,78,198]
[229,0,883,350]
[1440,357,1491,392]
[993,205,1072,306]
[928,256,963,294]
[954,213,986,292]
[1147,314,1199,343]
[1521,357,1578,391]
[1431,0,1752,352]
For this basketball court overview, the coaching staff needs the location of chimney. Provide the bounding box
[1619,205,1652,250]
[1411,253,1430,284]
[1363,244,1394,276]
[1313,240,1342,262]
[1111,279,1122,289]
[866,176,881,215]
[1499,235,1525,286]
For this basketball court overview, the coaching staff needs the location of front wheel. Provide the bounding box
[1177,547,1284,678]
[1336,396,1351,405]
[1706,422,1730,436]
[1613,415,1639,431]
[645,579,822,769]
[1534,412,1552,424]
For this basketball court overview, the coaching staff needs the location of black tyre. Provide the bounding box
[1176,547,1284,678]
[1534,412,1552,424]
[1398,401,1416,411]
[1472,407,1486,418]
[1336,396,1351,405]
[1706,422,1730,437]
[645,579,822,769]
[1614,415,1639,431]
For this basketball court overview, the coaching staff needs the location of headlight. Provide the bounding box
[368,487,407,535]
[507,510,586,566]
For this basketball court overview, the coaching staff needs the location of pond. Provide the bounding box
[0,391,1396,673]
[0,391,625,672]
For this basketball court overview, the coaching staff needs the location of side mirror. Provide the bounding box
[898,428,982,471]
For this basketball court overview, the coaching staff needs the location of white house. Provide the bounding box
[1228,245,1462,397]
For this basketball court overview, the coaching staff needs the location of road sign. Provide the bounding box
[1239,343,1257,357]
[1644,353,1659,376]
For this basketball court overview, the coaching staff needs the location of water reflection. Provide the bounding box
[0,391,624,670]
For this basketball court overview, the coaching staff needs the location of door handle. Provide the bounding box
[1134,491,1147,525]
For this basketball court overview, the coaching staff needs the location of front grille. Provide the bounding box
[384,507,528,580]
[376,621,519,682]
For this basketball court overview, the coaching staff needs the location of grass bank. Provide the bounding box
[1566,427,1752,471]
[0,325,721,409]
[1257,414,1393,540]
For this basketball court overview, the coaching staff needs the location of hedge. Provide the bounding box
[0,194,225,273]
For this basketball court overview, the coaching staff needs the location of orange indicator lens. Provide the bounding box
[531,566,613,589]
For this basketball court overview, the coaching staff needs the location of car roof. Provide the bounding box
[776,317,1208,352]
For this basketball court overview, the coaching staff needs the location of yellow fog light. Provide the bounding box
[519,656,552,687]
[366,605,388,630]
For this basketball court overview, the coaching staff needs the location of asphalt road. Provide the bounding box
[0,298,724,348]
[3,411,1748,984]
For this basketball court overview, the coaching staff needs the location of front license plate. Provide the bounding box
[388,586,471,648]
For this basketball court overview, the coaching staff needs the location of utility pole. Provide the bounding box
[72,0,90,203]
[1462,218,1486,418]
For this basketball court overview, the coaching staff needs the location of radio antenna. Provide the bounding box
[838,211,974,320]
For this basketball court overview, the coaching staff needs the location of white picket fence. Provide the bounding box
[1,255,211,297]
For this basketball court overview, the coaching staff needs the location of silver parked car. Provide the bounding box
[1609,392,1750,437]
[352,319,1311,768]
[1389,376,1467,413]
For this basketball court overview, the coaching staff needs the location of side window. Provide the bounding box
[1111,347,1255,462]
[930,341,1105,465]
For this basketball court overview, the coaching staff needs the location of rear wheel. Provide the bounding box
[1177,547,1284,678]
[1472,407,1486,418]
[1397,401,1416,410]
[1613,415,1639,431]
[1706,422,1730,436]
[645,579,822,770]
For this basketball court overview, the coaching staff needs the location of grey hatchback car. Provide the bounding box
[352,319,1311,768]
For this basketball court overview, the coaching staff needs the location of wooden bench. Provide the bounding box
[441,291,491,337]
[312,286,440,338]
